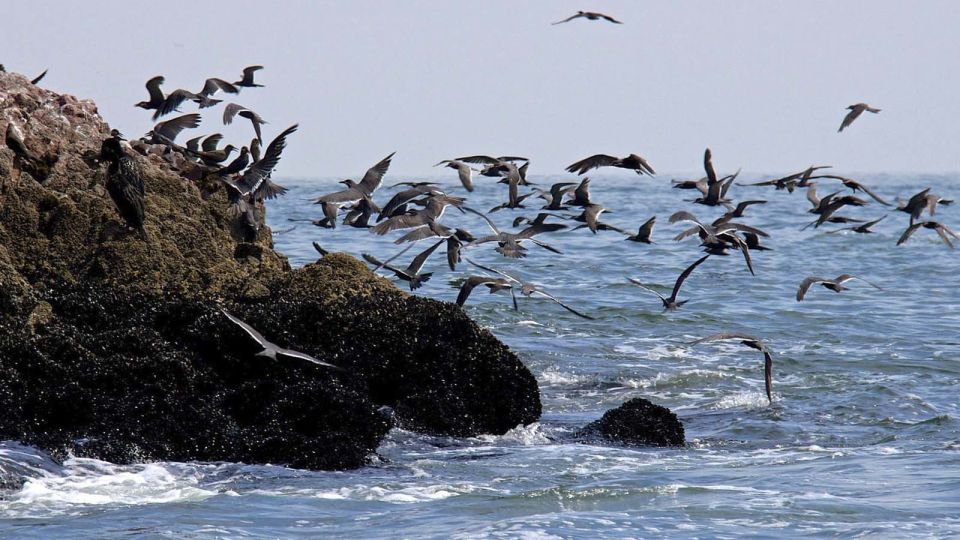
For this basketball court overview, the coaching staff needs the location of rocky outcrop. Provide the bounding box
[577,398,685,447]
[0,71,541,469]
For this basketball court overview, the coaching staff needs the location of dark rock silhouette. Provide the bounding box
[577,398,685,447]
[0,70,541,470]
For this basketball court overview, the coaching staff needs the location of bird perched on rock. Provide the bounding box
[99,135,147,240]
[565,154,654,176]
[552,11,623,24]
[838,103,881,132]
[689,333,775,403]
[5,122,57,181]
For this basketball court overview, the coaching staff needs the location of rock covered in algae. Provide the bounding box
[577,398,685,447]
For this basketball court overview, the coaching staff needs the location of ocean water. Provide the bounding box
[2,173,959,538]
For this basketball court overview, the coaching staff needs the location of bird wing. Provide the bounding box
[358,152,395,195]
[465,257,522,286]
[529,238,563,254]
[626,278,666,303]
[456,276,502,306]
[564,154,618,175]
[838,107,864,132]
[200,134,223,153]
[703,148,718,184]
[30,69,48,85]
[518,222,567,239]
[312,242,329,256]
[393,225,438,244]
[153,113,201,143]
[796,276,827,301]
[599,13,623,24]
[457,163,473,192]
[896,223,922,246]
[201,77,239,96]
[223,103,246,124]
[153,89,198,120]
[689,332,764,348]
[854,181,890,206]
[463,206,501,235]
[276,349,342,370]
[531,290,595,320]
[406,239,445,274]
[455,155,498,165]
[671,254,710,301]
[551,13,582,24]
[239,110,265,142]
[240,65,263,84]
[836,274,882,291]
[221,309,269,349]
[370,210,428,235]
[637,216,656,240]
[144,75,165,104]
[240,124,298,197]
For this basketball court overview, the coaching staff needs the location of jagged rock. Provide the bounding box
[0,71,542,470]
[577,398,685,447]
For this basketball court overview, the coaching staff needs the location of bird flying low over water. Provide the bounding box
[625,216,656,243]
[896,220,959,248]
[826,215,886,235]
[552,11,623,24]
[221,309,341,370]
[435,160,477,192]
[838,103,881,132]
[466,258,595,320]
[565,154,654,176]
[455,275,515,308]
[627,254,710,310]
[689,333,775,403]
[464,208,565,258]
[796,274,881,301]
[363,239,444,290]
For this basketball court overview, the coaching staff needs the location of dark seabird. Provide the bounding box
[455,276,515,307]
[343,197,379,228]
[221,309,341,369]
[536,182,577,210]
[363,239,443,290]
[199,77,239,98]
[144,113,201,145]
[720,200,767,220]
[455,155,530,180]
[689,333,775,403]
[627,254,710,310]
[371,193,464,235]
[796,274,881,301]
[565,154,654,176]
[814,175,890,205]
[570,203,617,234]
[626,216,656,243]
[30,69,47,85]
[316,152,396,227]
[378,183,443,221]
[743,165,832,192]
[568,177,592,207]
[223,103,267,143]
[135,75,166,111]
[434,160,476,192]
[234,65,264,88]
[897,220,959,248]
[228,124,298,201]
[151,89,206,120]
[826,215,886,235]
[489,166,535,212]
[250,138,261,162]
[466,258,595,320]
[218,146,250,176]
[742,232,771,251]
[838,103,881,132]
[464,207,565,258]
[552,11,623,24]
[99,135,147,240]
[670,211,764,275]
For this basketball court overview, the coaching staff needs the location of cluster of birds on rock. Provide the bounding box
[3,10,955,405]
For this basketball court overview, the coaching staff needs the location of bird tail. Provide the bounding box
[410,273,433,290]
[866,107,881,113]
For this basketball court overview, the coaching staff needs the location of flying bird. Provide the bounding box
[625,216,656,243]
[221,309,341,369]
[234,65,264,88]
[896,220,959,248]
[435,160,477,192]
[455,276,515,307]
[363,239,444,290]
[466,258,595,320]
[135,76,166,111]
[552,11,623,24]
[826,215,886,235]
[796,274,881,301]
[627,254,710,310]
[689,333,775,403]
[838,103,881,132]
[565,154,654,176]
[223,103,267,143]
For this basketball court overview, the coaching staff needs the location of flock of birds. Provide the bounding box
[2,10,956,405]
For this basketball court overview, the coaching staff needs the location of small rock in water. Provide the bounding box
[577,397,685,447]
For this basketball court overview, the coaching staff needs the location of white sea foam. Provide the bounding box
[1,457,224,518]
[474,423,554,446]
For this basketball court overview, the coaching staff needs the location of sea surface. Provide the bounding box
[2,173,959,539]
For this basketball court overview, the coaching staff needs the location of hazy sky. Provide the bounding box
[4,1,959,177]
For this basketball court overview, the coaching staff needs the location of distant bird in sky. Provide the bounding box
[435,160,477,192]
[838,103,881,132]
[466,258,595,320]
[627,254,710,310]
[565,154,654,176]
[234,65,264,88]
[221,309,341,370]
[223,103,267,143]
[796,274,881,301]
[689,333,775,403]
[552,11,623,25]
